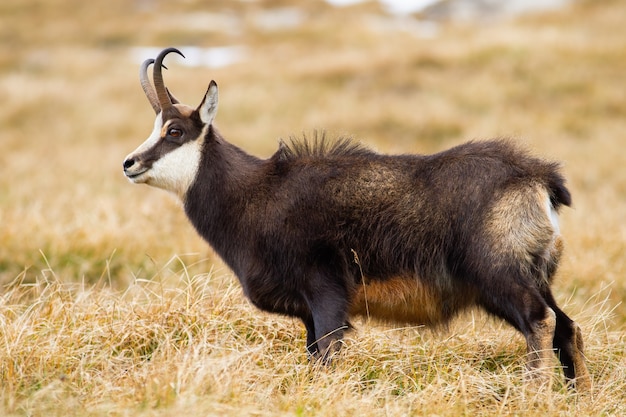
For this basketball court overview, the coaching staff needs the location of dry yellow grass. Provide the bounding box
[1,0,626,415]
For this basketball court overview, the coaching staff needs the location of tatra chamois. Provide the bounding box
[123,47,590,390]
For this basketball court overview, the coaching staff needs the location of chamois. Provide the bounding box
[123,47,591,390]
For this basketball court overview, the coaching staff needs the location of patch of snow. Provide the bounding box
[423,0,573,21]
[163,12,243,36]
[253,7,306,31]
[380,0,442,15]
[131,46,247,69]
[325,0,442,14]
[366,15,440,38]
[325,0,573,18]
[325,0,367,6]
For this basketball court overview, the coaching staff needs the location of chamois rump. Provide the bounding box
[123,48,590,390]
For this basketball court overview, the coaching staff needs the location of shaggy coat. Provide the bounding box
[124,48,591,390]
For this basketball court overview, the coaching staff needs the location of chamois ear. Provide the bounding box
[197,80,218,125]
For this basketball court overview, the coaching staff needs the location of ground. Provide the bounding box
[1,0,625,415]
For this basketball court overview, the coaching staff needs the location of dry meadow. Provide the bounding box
[1,0,625,415]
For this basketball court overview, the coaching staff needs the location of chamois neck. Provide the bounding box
[183,129,264,276]
[211,136,262,183]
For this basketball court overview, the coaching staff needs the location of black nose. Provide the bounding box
[123,158,135,170]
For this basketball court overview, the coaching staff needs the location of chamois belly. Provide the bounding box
[349,276,448,325]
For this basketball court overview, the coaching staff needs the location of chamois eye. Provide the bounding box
[167,127,183,139]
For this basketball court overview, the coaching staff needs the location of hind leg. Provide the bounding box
[477,279,557,386]
[541,290,591,390]
[525,306,557,384]
[540,236,591,390]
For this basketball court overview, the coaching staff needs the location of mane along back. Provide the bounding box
[276,132,373,161]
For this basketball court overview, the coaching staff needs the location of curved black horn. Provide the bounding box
[153,47,185,112]
[139,59,160,114]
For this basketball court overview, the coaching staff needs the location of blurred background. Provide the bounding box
[1,0,624,321]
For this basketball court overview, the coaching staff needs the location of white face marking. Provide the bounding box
[125,113,164,164]
[124,113,205,201]
[146,130,204,200]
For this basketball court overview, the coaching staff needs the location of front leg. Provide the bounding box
[303,316,318,358]
[303,274,350,363]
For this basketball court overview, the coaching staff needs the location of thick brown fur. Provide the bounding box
[181,131,589,389]
[125,54,590,389]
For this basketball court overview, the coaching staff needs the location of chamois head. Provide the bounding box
[123,47,218,199]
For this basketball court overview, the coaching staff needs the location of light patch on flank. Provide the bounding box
[485,185,556,263]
